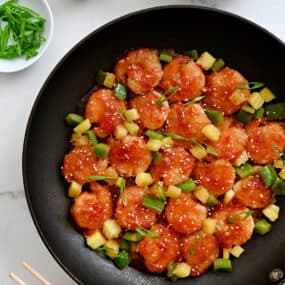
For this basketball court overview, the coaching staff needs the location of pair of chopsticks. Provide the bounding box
[9,261,51,285]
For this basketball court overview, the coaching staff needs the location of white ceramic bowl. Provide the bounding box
[0,0,54,73]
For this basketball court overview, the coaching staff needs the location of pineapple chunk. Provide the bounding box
[71,132,89,146]
[86,230,106,250]
[194,186,210,204]
[125,108,140,122]
[190,145,207,160]
[165,185,182,199]
[203,218,217,234]
[146,138,163,151]
[196,51,216,71]
[273,160,284,169]
[124,122,139,135]
[262,204,280,222]
[223,248,231,259]
[161,137,174,149]
[103,72,116,88]
[173,262,191,278]
[230,245,244,258]
[248,92,264,110]
[103,219,122,239]
[114,125,128,139]
[135,172,153,187]
[224,189,235,203]
[68,181,82,198]
[104,240,120,259]
[279,167,285,180]
[202,124,220,142]
[260,87,276,102]
[234,151,249,167]
[229,89,248,105]
[74,119,91,134]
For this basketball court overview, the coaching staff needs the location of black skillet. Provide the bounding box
[23,5,285,285]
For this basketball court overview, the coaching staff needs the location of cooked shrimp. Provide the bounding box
[114,48,163,94]
[234,174,274,209]
[129,91,169,130]
[108,135,152,177]
[204,67,250,115]
[115,186,157,231]
[246,119,285,164]
[194,159,235,196]
[209,117,248,162]
[160,56,205,102]
[62,146,108,185]
[138,224,180,273]
[180,232,219,276]
[150,146,196,186]
[212,201,254,248]
[165,193,207,235]
[85,89,126,138]
[164,103,211,148]
[71,183,113,230]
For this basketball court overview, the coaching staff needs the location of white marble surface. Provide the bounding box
[1,0,285,284]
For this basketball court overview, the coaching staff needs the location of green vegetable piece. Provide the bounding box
[211,58,225,72]
[184,95,205,106]
[236,109,254,124]
[151,151,162,165]
[156,86,180,105]
[214,258,232,272]
[235,163,254,178]
[95,69,106,85]
[254,107,264,119]
[254,218,272,235]
[143,195,165,212]
[207,194,218,207]
[205,143,219,157]
[242,105,255,114]
[236,81,264,90]
[153,182,167,201]
[122,232,144,242]
[272,177,285,195]
[184,49,199,60]
[205,109,224,125]
[264,103,285,120]
[145,130,164,140]
[119,178,127,206]
[87,175,116,181]
[167,263,178,282]
[259,164,277,187]
[65,113,84,126]
[136,227,159,238]
[86,130,98,146]
[113,83,127,100]
[176,178,196,192]
[158,131,189,141]
[119,239,130,250]
[94,143,110,158]
[113,250,132,269]
[159,50,172,63]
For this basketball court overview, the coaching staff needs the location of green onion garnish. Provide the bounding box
[184,95,205,106]
[65,113,84,126]
[86,130,98,147]
[159,50,172,63]
[167,263,178,282]
[227,210,254,224]
[118,109,126,121]
[135,227,159,238]
[184,49,199,60]
[158,131,189,141]
[94,143,110,158]
[235,163,254,178]
[95,69,106,85]
[205,109,224,125]
[156,86,180,105]
[211,58,225,72]
[259,164,277,187]
[87,175,116,181]
[191,137,218,156]
[264,103,285,121]
[214,258,232,272]
[119,178,127,206]
[143,195,165,212]
[122,231,144,242]
[236,109,254,124]
[113,250,132,269]
[145,130,164,140]
[113,83,127,100]
[176,178,196,192]
[254,218,272,235]
[236,81,264,90]
[272,177,285,195]
[254,107,264,119]
[151,151,162,164]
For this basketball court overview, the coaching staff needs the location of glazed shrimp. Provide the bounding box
[71,183,113,230]
[114,48,163,94]
[108,135,152,177]
[165,193,207,235]
[138,224,180,273]
[85,89,126,138]
[209,117,248,162]
[164,103,211,148]
[180,232,219,276]
[62,146,108,185]
[246,119,285,164]
[212,201,254,248]
[160,56,205,102]
[204,67,250,115]
[194,159,235,196]
[234,174,274,209]
[115,186,157,231]
[150,146,196,186]
[129,91,169,130]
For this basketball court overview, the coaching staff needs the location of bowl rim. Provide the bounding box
[22,4,285,284]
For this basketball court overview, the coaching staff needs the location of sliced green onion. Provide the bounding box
[227,210,254,224]
[86,130,98,146]
[236,81,264,90]
[205,109,224,125]
[158,131,189,141]
[167,263,178,282]
[259,164,277,187]
[184,49,199,60]
[156,86,180,105]
[254,107,264,119]
[176,178,196,192]
[95,69,106,85]
[214,258,232,272]
[119,239,130,250]
[272,177,285,195]
[145,130,164,140]
[135,227,159,238]
[159,50,172,62]
[119,178,127,206]
[143,195,165,212]
[184,95,205,106]
[151,151,162,164]
[264,103,285,120]
[211,58,225,72]
[236,109,254,124]
[235,163,254,178]
[65,113,84,126]
[113,250,132,269]
[204,143,219,156]
[254,218,272,235]
[207,194,218,207]
[152,182,167,201]
[122,231,144,242]
[113,83,127,100]
[242,105,255,114]
[87,175,116,181]
[94,143,110,158]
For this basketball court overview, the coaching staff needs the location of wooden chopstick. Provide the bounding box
[9,261,52,285]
